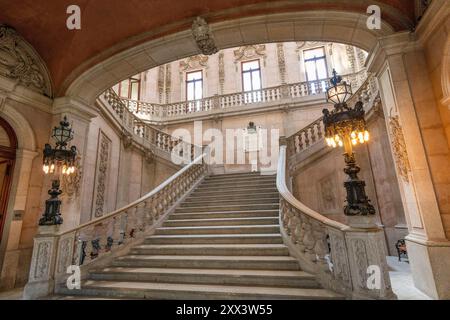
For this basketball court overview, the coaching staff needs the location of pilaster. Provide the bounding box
[367,32,450,299]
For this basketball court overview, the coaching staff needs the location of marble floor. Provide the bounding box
[387,256,432,300]
[0,257,434,300]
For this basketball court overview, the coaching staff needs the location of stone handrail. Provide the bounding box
[24,153,208,299]
[102,88,201,163]
[277,144,394,299]
[119,69,368,120]
[287,73,378,158]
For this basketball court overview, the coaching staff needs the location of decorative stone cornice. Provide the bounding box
[0,25,52,97]
[191,17,218,56]
[52,96,98,122]
[366,31,417,75]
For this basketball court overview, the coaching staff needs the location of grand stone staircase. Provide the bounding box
[56,172,342,300]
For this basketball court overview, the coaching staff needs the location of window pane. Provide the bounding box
[305,61,317,81]
[243,72,252,92]
[187,71,202,81]
[316,60,328,80]
[251,70,261,90]
[130,82,139,100]
[187,82,195,100]
[194,81,203,100]
[304,48,325,60]
[242,60,259,71]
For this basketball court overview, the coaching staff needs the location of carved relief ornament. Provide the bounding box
[179,55,208,72]
[0,24,52,96]
[233,45,267,66]
[389,115,411,182]
[191,17,218,56]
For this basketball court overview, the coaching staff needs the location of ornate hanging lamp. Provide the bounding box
[322,70,375,216]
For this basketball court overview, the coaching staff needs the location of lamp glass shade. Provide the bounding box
[326,82,352,104]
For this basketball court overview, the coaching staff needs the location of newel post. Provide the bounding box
[23,225,60,299]
[344,216,396,300]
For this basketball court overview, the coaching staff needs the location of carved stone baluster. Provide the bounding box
[306,128,312,147]
[317,121,324,140]
[298,132,304,151]
[311,125,317,144]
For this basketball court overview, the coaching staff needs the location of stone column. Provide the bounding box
[368,32,450,299]
[51,97,97,231]
[22,225,60,299]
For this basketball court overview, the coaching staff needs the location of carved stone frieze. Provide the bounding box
[388,116,411,182]
[0,24,52,96]
[158,65,165,103]
[92,131,111,218]
[218,52,225,94]
[165,64,171,103]
[276,43,286,84]
[191,17,218,56]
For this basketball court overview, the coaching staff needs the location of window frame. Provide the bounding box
[118,75,141,100]
[241,59,262,92]
[185,70,204,102]
[303,47,328,82]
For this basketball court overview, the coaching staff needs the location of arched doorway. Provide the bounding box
[0,117,17,243]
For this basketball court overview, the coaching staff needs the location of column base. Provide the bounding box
[406,235,450,299]
[23,279,55,300]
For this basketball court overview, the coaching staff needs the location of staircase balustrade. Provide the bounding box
[103,88,200,162]
[23,154,208,299]
[277,71,395,299]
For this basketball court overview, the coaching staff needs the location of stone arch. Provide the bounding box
[0,104,37,152]
[65,10,395,104]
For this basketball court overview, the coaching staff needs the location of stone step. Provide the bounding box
[208,172,263,179]
[155,225,280,235]
[168,210,279,220]
[58,280,342,300]
[112,255,301,270]
[197,181,276,190]
[204,175,275,183]
[144,234,283,245]
[191,186,278,196]
[89,267,319,288]
[130,244,289,256]
[164,216,278,227]
[180,198,279,207]
[175,204,279,213]
[186,192,279,202]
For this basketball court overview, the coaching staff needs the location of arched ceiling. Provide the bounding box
[0,0,415,97]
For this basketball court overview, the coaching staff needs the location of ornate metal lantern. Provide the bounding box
[39,116,77,226]
[322,70,375,216]
[43,116,77,175]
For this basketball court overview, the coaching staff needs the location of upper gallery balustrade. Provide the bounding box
[119,69,367,122]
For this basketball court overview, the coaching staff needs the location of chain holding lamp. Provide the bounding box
[39,116,77,225]
[322,70,375,216]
